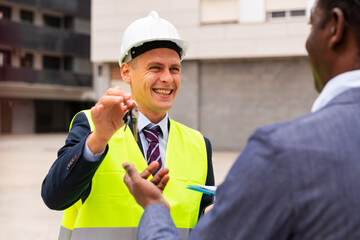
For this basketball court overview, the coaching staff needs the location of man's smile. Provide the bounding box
[153,89,173,95]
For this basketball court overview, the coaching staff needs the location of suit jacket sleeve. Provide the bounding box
[41,112,108,210]
[138,204,182,240]
[198,137,215,217]
[138,126,293,240]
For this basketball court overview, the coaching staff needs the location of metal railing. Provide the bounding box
[0,66,92,87]
[0,19,90,58]
[1,0,90,19]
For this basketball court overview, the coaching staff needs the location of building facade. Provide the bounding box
[91,0,318,151]
[0,0,94,134]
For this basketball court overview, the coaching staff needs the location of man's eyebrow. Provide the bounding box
[147,62,164,67]
[171,63,181,69]
[146,62,181,68]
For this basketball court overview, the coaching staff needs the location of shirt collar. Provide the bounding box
[138,111,169,139]
[311,70,360,112]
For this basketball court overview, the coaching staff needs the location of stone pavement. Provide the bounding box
[0,134,239,239]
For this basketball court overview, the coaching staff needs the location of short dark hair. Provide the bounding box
[318,0,360,50]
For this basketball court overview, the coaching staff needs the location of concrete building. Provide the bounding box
[0,0,318,151]
[91,0,318,151]
[0,0,94,134]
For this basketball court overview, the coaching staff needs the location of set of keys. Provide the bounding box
[122,107,139,142]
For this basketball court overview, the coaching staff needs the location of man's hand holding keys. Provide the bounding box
[87,86,137,154]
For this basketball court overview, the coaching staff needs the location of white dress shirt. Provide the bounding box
[311,70,360,112]
[137,111,168,167]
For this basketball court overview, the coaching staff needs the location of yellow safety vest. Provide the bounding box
[59,110,208,240]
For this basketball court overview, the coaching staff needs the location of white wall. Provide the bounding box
[92,63,111,99]
[238,0,266,23]
[92,0,310,62]
[201,0,238,23]
[307,0,316,17]
[33,52,42,70]
[266,0,307,11]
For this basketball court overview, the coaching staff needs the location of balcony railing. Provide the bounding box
[0,66,92,87]
[0,19,90,58]
[1,0,90,19]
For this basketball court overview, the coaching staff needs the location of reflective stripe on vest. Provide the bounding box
[59,110,207,239]
[60,227,190,240]
[59,226,72,240]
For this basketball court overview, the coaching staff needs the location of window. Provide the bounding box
[43,14,61,28]
[43,55,75,71]
[98,65,102,77]
[267,9,306,20]
[266,0,307,20]
[43,55,60,70]
[290,9,306,17]
[20,10,34,23]
[0,5,11,19]
[271,11,286,18]
[64,16,74,30]
[201,0,238,24]
[20,53,34,68]
[64,56,73,71]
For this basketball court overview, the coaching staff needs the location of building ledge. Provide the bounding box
[0,82,96,101]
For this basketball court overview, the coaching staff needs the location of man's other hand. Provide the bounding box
[123,162,170,210]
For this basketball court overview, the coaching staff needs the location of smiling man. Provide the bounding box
[121,48,182,123]
[41,11,214,240]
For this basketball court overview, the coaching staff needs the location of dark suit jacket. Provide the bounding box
[137,87,360,240]
[41,113,214,217]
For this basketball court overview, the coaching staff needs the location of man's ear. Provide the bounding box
[328,7,345,49]
[121,63,131,84]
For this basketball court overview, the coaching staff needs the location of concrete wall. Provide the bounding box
[266,0,307,11]
[74,58,92,74]
[201,0,238,23]
[74,18,91,35]
[199,57,318,150]
[92,63,111,100]
[12,100,35,133]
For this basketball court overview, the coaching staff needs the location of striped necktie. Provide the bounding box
[143,124,162,175]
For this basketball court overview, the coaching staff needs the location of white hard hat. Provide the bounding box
[119,11,189,66]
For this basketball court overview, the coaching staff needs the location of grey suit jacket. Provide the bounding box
[137,87,360,240]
